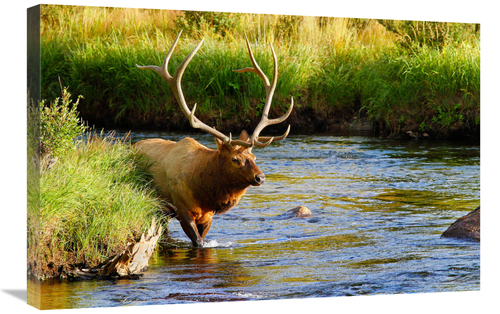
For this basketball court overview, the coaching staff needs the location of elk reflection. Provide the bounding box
[157,242,254,289]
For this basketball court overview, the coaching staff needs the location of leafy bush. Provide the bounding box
[432,104,464,127]
[40,86,87,158]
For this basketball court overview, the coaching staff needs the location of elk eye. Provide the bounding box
[231,157,239,164]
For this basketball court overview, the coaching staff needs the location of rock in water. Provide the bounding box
[290,206,312,218]
[275,206,312,220]
[441,207,480,242]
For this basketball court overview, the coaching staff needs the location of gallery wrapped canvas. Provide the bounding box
[25,2,481,312]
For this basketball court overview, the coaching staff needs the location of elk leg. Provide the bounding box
[197,219,213,242]
[177,214,204,248]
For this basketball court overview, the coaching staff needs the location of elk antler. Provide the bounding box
[136,31,251,148]
[137,31,293,149]
[233,35,294,148]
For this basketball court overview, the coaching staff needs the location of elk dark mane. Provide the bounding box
[190,148,249,215]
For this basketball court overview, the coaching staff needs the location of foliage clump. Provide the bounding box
[40,86,87,159]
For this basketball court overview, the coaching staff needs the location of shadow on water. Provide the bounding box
[32,132,480,309]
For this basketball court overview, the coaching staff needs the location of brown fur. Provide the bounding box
[133,131,264,247]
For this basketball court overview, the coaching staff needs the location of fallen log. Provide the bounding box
[67,218,163,280]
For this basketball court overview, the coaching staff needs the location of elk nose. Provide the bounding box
[255,173,266,185]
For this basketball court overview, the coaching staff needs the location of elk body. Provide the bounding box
[134,31,293,247]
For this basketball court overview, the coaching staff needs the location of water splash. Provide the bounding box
[203,239,235,248]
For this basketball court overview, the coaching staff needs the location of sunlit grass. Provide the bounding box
[40,4,480,137]
[29,132,166,278]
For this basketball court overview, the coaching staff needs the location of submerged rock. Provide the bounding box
[406,131,430,140]
[441,206,480,242]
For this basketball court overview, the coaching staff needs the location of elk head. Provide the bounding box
[215,130,265,187]
[136,30,293,177]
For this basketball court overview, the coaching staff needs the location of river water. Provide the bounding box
[30,132,480,309]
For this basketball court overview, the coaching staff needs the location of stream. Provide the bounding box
[30,132,480,309]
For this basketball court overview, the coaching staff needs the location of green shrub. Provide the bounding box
[40,86,87,158]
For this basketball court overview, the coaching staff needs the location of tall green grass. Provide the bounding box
[43,135,162,261]
[29,133,165,279]
[355,43,480,134]
[40,5,480,138]
[29,85,166,279]
[27,95,41,277]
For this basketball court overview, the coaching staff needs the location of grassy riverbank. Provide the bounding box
[40,5,480,139]
[28,89,165,280]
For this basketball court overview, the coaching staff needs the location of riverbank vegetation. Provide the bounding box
[28,87,166,280]
[40,5,480,139]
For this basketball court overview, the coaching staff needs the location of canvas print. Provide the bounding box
[27,4,480,310]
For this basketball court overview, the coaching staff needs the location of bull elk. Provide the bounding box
[134,31,293,247]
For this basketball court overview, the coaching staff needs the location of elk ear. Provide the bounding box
[215,137,227,151]
[236,130,253,153]
[238,130,250,142]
